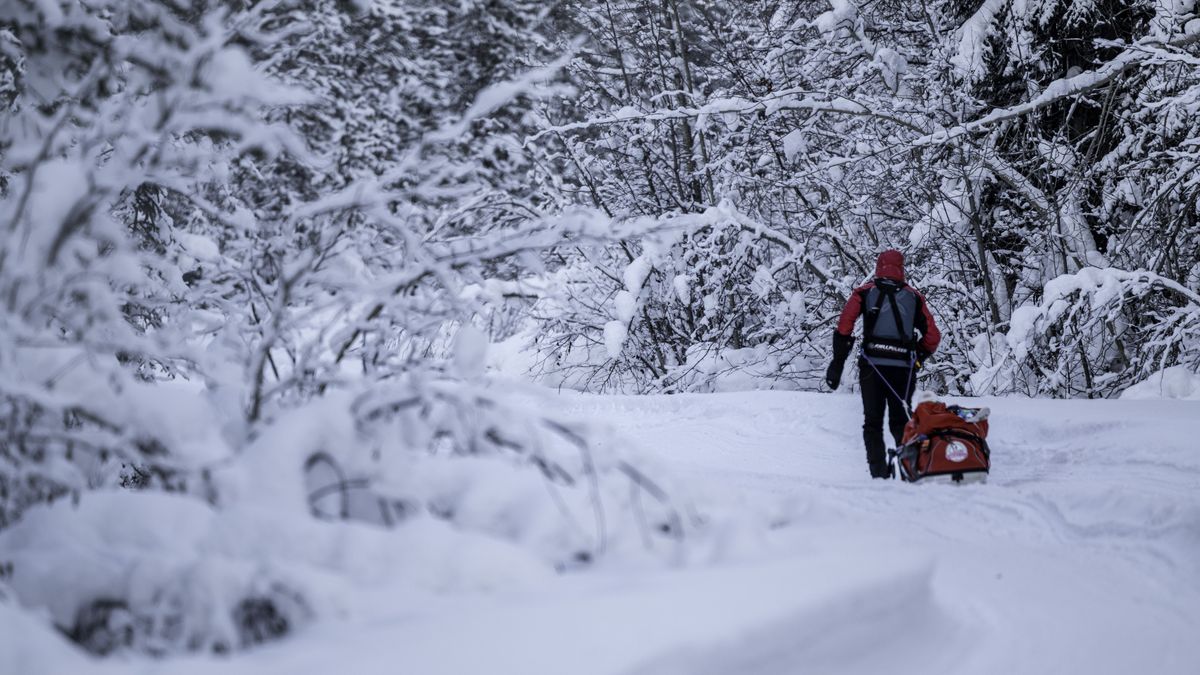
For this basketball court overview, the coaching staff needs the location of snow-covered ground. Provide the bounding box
[6,390,1200,674]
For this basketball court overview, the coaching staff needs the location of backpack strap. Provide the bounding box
[862,285,887,340]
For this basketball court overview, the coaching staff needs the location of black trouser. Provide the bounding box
[858,359,914,475]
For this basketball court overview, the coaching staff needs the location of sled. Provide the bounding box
[889,402,990,484]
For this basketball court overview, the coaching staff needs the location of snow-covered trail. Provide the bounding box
[60,391,1199,675]
[562,391,1200,675]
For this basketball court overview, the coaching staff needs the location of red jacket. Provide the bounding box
[835,250,940,355]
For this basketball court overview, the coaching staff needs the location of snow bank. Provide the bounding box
[0,488,555,655]
[7,389,1200,674]
[625,557,949,675]
[0,600,98,675]
[4,384,649,656]
[9,345,234,468]
[1120,365,1200,400]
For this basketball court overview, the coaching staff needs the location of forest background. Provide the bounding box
[1,0,1198,659]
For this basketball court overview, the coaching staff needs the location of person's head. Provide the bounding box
[874,249,905,283]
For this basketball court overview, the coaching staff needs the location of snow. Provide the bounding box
[202,47,307,105]
[781,129,807,162]
[622,255,652,296]
[603,320,628,358]
[908,219,931,248]
[873,47,907,91]
[5,1,1200,671]
[1,492,222,631]
[4,345,234,470]
[452,324,489,378]
[927,178,968,238]
[0,488,555,657]
[814,0,858,37]
[603,254,653,358]
[614,290,637,325]
[0,600,92,675]
[1005,266,1200,361]
[6,389,1197,673]
[614,255,652,325]
[788,291,806,321]
[14,157,89,266]
[671,274,691,305]
[537,88,873,141]
[928,44,1158,148]
[175,232,221,261]
[953,0,1008,81]
[750,265,775,299]
[1121,365,1200,400]
[431,51,576,142]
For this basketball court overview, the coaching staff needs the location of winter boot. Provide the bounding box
[866,447,891,479]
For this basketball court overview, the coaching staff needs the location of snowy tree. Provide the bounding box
[527,1,951,391]
[525,0,1200,397]
[0,0,687,656]
[939,0,1200,395]
[0,0,307,525]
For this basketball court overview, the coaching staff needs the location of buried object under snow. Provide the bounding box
[889,401,990,484]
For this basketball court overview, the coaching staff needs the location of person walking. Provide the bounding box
[825,250,941,478]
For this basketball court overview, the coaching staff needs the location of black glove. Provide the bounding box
[826,333,855,390]
[825,360,844,390]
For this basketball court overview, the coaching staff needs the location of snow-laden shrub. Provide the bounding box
[0,0,297,526]
[1,591,93,675]
[0,0,692,660]
[1120,365,1200,401]
[530,203,827,393]
[972,268,1200,397]
[0,491,309,655]
[0,380,691,656]
[226,385,690,568]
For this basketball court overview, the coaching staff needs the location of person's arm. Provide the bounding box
[913,290,941,356]
[826,287,866,389]
[835,288,864,338]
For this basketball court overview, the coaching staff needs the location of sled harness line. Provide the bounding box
[861,352,916,417]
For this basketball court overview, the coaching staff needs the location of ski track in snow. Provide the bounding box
[556,391,1200,675]
[37,391,1200,674]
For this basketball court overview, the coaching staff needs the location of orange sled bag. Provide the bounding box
[891,401,990,483]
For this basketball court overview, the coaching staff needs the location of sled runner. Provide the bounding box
[889,401,990,484]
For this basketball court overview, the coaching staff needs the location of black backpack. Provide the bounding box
[860,279,919,365]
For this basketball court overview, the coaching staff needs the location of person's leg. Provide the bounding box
[884,365,914,448]
[859,363,888,477]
